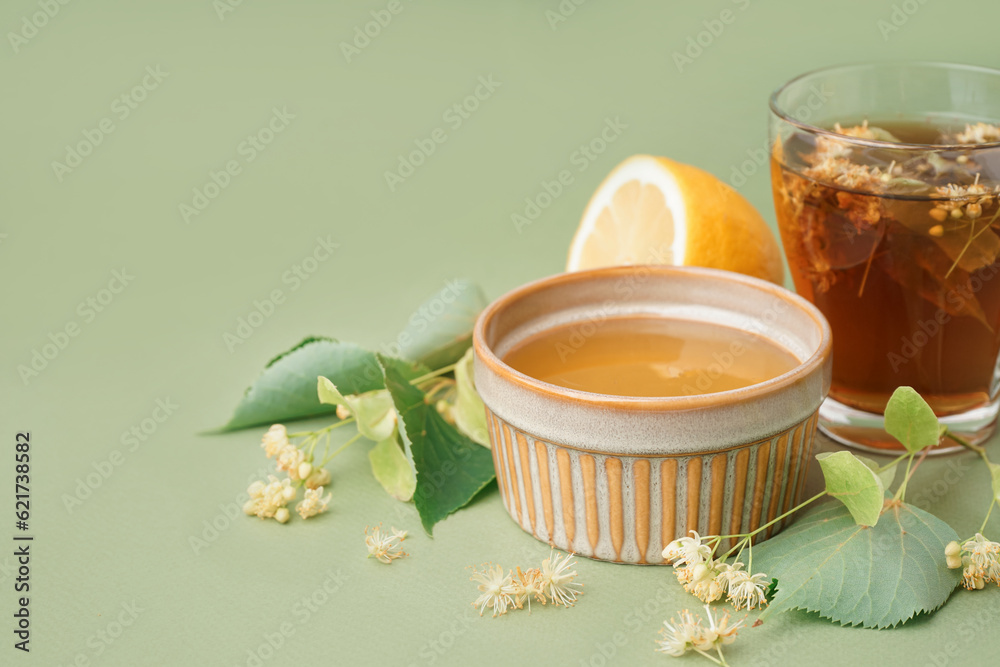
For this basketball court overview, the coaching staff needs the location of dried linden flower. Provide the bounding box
[365,523,408,564]
[956,122,1000,145]
[296,486,331,519]
[470,564,517,617]
[539,550,583,607]
[243,475,296,521]
[656,605,744,659]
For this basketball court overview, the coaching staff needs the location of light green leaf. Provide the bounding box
[816,451,885,526]
[884,386,941,453]
[857,455,899,493]
[368,431,416,501]
[317,377,397,442]
[217,337,383,432]
[396,279,487,369]
[377,353,495,534]
[990,462,1000,504]
[753,501,962,628]
[452,348,490,448]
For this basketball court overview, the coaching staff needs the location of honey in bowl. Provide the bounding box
[502,315,799,397]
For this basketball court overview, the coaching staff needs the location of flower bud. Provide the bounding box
[692,563,710,583]
[946,554,963,569]
[336,404,352,420]
[929,208,948,223]
[945,541,961,557]
[243,500,258,516]
[298,462,313,480]
[275,508,290,524]
[306,467,332,490]
[282,486,296,502]
[247,481,265,497]
[951,207,964,219]
[966,202,983,219]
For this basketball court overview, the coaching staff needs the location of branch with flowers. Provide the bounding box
[655,386,1000,665]
[213,280,496,533]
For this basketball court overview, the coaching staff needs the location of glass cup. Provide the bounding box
[769,62,1000,453]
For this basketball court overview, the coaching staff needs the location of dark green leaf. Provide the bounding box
[754,501,961,628]
[377,353,495,534]
[396,279,487,369]
[217,337,384,432]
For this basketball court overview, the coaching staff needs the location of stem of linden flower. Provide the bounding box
[980,498,996,534]
[878,452,909,474]
[288,417,356,439]
[317,432,364,467]
[693,648,725,667]
[410,363,459,386]
[718,491,827,560]
[893,453,917,502]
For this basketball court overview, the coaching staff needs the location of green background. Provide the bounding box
[3,0,1000,665]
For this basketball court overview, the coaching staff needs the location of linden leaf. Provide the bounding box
[217,337,383,432]
[377,354,495,534]
[317,378,398,442]
[884,386,941,453]
[857,454,898,492]
[368,431,416,502]
[395,279,487,369]
[753,501,961,628]
[816,451,885,526]
[452,348,490,448]
[989,462,1000,504]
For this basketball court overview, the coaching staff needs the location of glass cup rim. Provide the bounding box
[769,60,1000,151]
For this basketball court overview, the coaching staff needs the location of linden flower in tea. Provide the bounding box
[772,118,1000,425]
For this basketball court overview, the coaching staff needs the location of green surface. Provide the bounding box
[3,1,1000,665]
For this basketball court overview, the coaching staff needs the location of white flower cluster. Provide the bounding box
[656,605,744,659]
[469,550,583,618]
[244,424,332,524]
[663,531,769,611]
[947,534,1000,590]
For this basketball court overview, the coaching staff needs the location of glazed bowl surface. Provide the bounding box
[472,266,832,564]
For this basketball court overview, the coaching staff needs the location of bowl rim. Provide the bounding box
[473,266,832,412]
[769,60,1000,150]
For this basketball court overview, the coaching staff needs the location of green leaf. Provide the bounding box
[816,451,885,526]
[452,348,490,447]
[884,386,941,453]
[857,455,898,493]
[218,337,383,432]
[377,353,495,534]
[396,279,487,369]
[368,431,416,502]
[317,378,398,442]
[754,501,961,628]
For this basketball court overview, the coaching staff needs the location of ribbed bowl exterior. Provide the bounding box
[486,407,819,564]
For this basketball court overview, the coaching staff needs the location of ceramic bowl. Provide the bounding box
[472,266,832,564]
